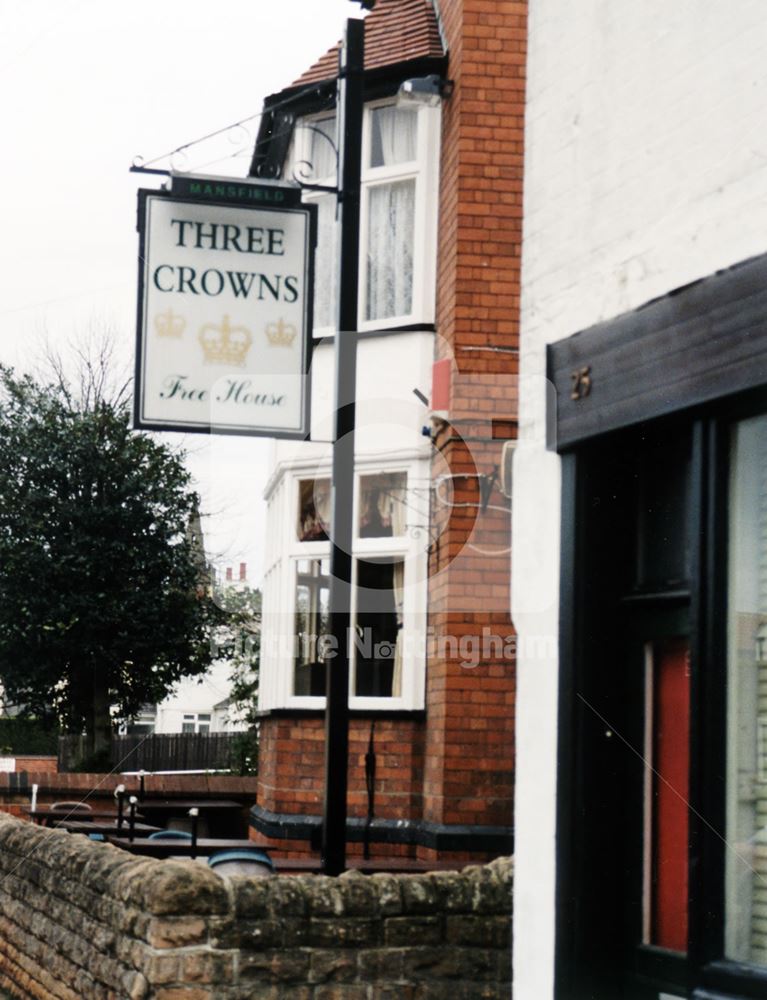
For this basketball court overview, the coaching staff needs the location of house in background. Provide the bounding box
[513,2,767,998]
[123,561,253,737]
[248,0,523,862]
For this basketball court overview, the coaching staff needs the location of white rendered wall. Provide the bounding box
[153,662,245,734]
[269,330,435,476]
[513,2,767,997]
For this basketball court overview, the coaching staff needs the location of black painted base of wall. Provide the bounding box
[250,803,513,855]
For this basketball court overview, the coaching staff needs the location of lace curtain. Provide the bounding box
[365,179,416,321]
[370,106,417,168]
[313,195,338,329]
[300,106,418,327]
[307,116,337,180]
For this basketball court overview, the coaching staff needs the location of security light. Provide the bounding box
[397,75,454,108]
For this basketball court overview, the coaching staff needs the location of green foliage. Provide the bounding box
[0,365,223,749]
[0,717,59,756]
[69,744,114,774]
[226,729,259,776]
[212,583,261,773]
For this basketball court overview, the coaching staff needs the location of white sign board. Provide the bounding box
[135,182,314,437]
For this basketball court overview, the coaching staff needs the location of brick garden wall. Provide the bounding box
[255,716,424,858]
[0,813,512,999]
[0,758,58,775]
[0,773,257,826]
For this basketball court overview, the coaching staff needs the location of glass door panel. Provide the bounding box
[726,413,767,967]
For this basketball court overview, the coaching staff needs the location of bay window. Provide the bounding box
[290,100,439,333]
[352,556,404,698]
[294,558,330,697]
[283,467,425,709]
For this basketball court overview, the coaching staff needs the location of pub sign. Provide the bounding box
[134,177,315,437]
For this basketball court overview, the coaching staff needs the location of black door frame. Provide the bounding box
[549,252,767,1000]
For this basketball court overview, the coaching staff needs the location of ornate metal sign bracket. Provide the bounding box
[291,123,341,197]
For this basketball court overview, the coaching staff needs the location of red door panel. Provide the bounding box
[652,638,690,952]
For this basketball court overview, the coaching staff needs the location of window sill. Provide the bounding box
[255,706,426,722]
[314,322,436,343]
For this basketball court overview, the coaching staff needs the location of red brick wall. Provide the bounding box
[424,0,526,831]
[12,756,58,774]
[253,0,526,861]
[256,716,424,856]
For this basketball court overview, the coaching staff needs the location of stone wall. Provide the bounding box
[0,814,512,999]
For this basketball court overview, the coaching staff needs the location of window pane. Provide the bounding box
[297,478,331,541]
[352,558,404,698]
[726,413,767,966]
[634,438,692,591]
[358,472,407,537]
[369,106,417,168]
[302,116,337,181]
[128,722,154,735]
[294,559,330,696]
[312,194,338,329]
[365,179,415,321]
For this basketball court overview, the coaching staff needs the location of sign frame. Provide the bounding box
[134,180,316,439]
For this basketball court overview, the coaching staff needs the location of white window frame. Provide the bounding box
[289,99,441,336]
[261,460,428,711]
[181,712,211,735]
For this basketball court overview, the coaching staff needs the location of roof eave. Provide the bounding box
[249,52,448,180]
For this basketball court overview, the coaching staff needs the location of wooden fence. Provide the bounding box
[58,732,251,773]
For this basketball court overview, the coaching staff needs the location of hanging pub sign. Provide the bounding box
[134,175,315,437]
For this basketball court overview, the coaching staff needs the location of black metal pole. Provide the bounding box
[189,808,199,860]
[321,16,364,877]
[116,785,125,831]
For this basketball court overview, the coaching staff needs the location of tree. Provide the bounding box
[0,364,222,763]
[210,582,261,775]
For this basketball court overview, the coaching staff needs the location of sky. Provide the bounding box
[0,0,357,585]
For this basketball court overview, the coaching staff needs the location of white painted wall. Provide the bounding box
[268,330,435,474]
[513,2,767,996]
[153,661,247,734]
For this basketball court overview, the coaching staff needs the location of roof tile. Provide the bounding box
[292,0,444,87]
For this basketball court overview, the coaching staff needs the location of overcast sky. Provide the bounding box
[0,0,357,584]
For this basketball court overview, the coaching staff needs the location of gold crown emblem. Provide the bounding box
[199,315,253,366]
[154,308,186,338]
[265,318,297,347]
